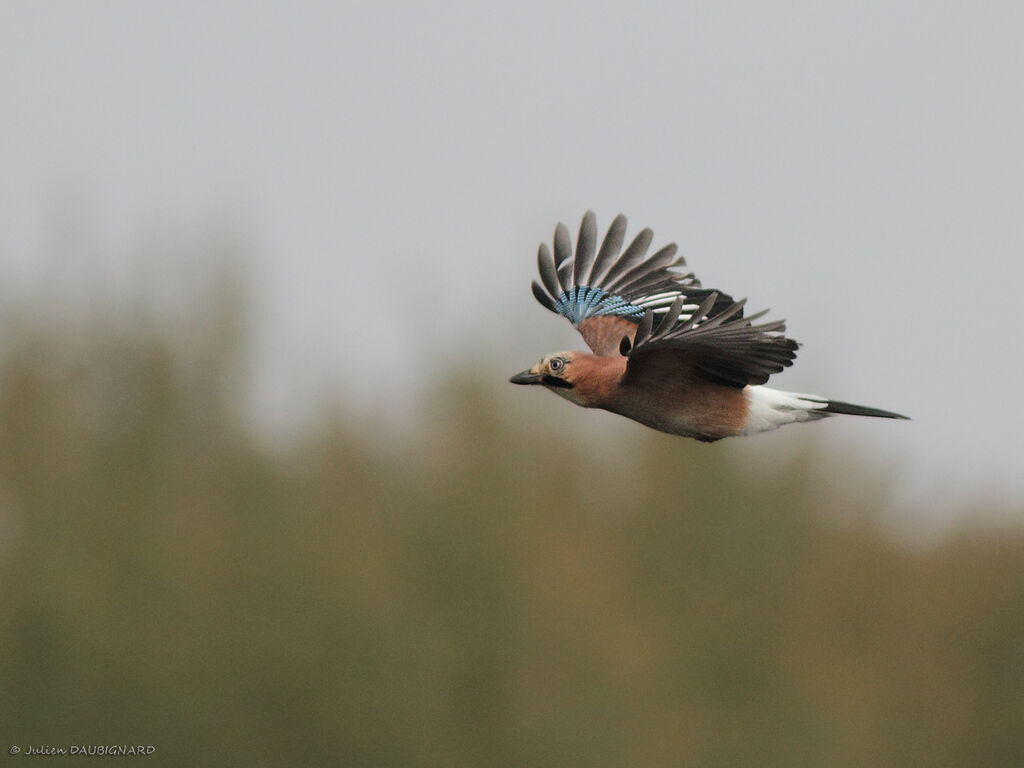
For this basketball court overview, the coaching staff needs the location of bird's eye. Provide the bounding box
[549,358,564,372]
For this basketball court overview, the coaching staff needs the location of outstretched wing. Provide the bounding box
[531,211,734,356]
[622,292,800,388]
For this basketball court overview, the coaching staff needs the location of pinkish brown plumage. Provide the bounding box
[511,212,909,441]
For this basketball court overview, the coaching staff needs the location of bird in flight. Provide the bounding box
[511,211,908,442]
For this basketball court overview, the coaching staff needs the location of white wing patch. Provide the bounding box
[635,293,700,319]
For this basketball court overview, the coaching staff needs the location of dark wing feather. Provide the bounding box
[652,297,686,340]
[587,214,627,285]
[531,281,556,312]
[556,258,573,292]
[573,210,597,288]
[530,212,726,356]
[600,228,652,287]
[537,242,560,298]
[604,244,680,294]
[624,297,799,388]
[553,222,573,291]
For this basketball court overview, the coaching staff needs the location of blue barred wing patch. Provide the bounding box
[554,286,646,325]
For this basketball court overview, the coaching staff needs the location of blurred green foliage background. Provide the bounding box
[1,261,1022,768]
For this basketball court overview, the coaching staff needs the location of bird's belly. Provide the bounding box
[601,402,719,442]
[603,384,749,442]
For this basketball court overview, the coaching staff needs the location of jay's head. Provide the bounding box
[510,352,582,402]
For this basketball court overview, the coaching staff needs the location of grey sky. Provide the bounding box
[3,1,1023,522]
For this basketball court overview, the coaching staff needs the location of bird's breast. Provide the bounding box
[605,378,751,441]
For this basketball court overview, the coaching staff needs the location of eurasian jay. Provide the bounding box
[511,211,908,442]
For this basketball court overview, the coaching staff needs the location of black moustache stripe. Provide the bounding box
[542,375,574,389]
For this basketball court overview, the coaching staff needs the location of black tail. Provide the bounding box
[818,399,910,420]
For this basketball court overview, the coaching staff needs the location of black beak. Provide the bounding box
[509,370,542,385]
